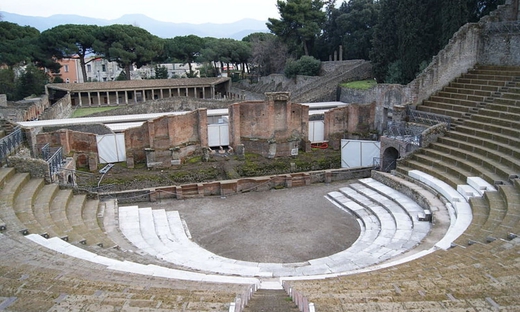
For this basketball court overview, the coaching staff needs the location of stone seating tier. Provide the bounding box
[287,238,520,311]
[0,233,246,312]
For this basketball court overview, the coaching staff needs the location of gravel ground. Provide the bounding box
[148,181,360,263]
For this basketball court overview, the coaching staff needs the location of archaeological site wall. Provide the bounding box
[124,109,208,168]
[228,92,310,158]
[340,0,520,129]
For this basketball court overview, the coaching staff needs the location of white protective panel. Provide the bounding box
[97,133,126,164]
[207,124,230,147]
[341,140,380,168]
[308,120,325,143]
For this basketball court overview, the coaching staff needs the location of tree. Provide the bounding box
[0,68,16,100]
[95,24,164,80]
[164,35,203,76]
[15,64,49,100]
[39,24,99,83]
[335,0,379,60]
[247,33,288,76]
[284,55,321,78]
[267,0,326,57]
[154,65,169,79]
[0,21,40,67]
[370,0,399,82]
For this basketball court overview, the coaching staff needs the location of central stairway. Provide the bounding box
[242,289,299,312]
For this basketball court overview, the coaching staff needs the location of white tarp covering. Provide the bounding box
[308,120,325,143]
[97,133,126,164]
[208,124,230,147]
[341,139,380,168]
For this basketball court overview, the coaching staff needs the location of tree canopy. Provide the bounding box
[267,0,327,57]
[94,24,164,80]
[39,24,99,83]
[0,21,40,67]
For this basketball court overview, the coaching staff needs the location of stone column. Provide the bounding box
[134,90,137,103]
[106,91,110,105]
[96,92,101,106]
[115,91,119,105]
[78,92,83,106]
[87,92,92,106]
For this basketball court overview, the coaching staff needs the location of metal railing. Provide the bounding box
[0,126,24,164]
[373,157,398,173]
[384,123,423,147]
[46,147,64,182]
[407,106,452,129]
[485,21,520,33]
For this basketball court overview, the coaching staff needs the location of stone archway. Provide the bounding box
[382,147,399,172]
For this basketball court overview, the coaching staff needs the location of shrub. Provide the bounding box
[284,55,321,78]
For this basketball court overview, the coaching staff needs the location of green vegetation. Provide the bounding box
[72,106,119,118]
[284,55,321,78]
[340,79,377,90]
[0,0,505,101]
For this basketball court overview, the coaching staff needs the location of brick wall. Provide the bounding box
[125,109,208,168]
[229,93,309,158]
[36,129,98,170]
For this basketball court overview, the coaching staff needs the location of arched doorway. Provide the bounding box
[382,147,399,172]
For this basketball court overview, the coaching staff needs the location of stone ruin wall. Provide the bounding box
[36,129,99,171]
[228,92,310,158]
[340,0,520,134]
[124,109,207,168]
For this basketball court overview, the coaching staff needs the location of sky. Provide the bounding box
[1,0,281,24]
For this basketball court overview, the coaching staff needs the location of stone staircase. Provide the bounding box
[282,65,520,311]
[400,65,520,246]
[0,167,112,247]
[287,237,520,311]
[242,289,299,312]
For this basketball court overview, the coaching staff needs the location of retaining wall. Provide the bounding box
[100,167,373,204]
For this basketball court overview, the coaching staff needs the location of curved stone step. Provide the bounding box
[436,136,520,172]
[49,189,84,243]
[491,184,520,240]
[82,199,115,248]
[407,170,472,250]
[356,178,431,241]
[472,191,506,243]
[423,145,514,183]
[0,173,30,233]
[454,196,490,246]
[13,178,46,236]
[33,184,60,238]
[338,185,398,254]
[66,194,99,246]
[0,167,15,187]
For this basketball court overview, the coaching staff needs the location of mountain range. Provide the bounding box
[0,11,269,40]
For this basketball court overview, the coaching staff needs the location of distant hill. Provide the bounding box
[0,12,269,40]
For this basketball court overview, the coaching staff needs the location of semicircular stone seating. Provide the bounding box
[114,176,432,277]
[283,65,520,310]
[0,64,519,310]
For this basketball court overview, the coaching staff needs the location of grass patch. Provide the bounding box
[340,79,377,90]
[72,106,119,118]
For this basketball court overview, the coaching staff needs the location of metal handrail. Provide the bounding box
[0,126,24,164]
[47,147,63,182]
